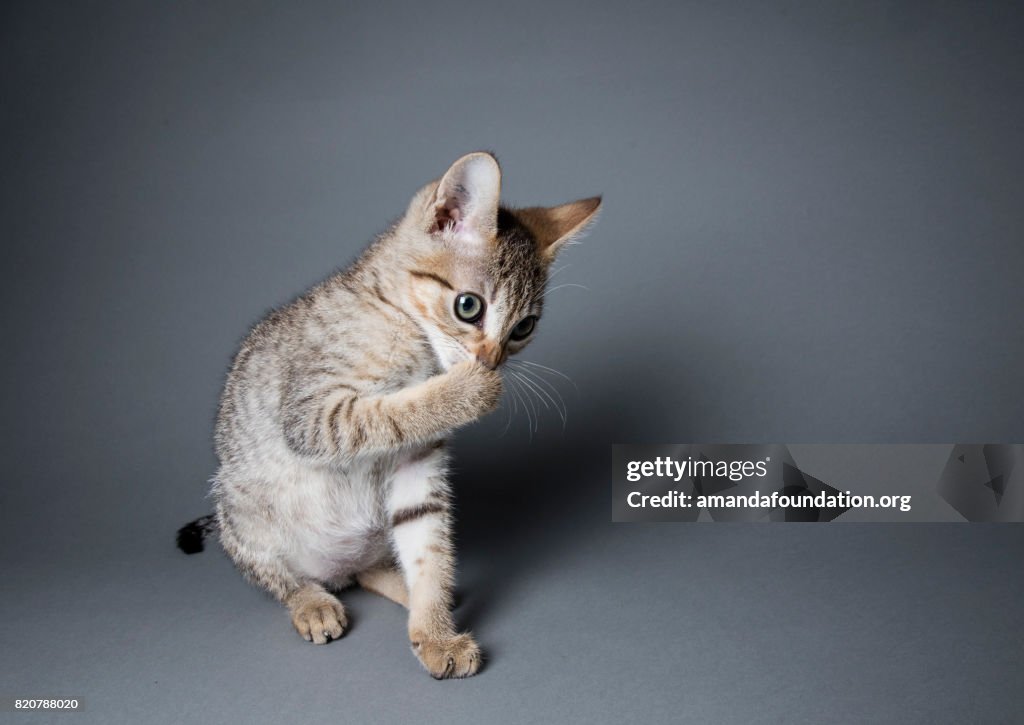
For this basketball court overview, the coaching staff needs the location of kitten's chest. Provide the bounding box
[286,461,391,579]
[287,452,441,580]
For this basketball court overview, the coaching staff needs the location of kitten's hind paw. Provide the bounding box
[289,591,348,645]
[411,632,482,679]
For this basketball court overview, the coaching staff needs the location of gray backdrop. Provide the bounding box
[2,1,1022,723]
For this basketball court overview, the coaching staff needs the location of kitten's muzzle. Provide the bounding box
[473,342,503,370]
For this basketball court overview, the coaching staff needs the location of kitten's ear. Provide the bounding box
[429,152,502,245]
[515,196,602,261]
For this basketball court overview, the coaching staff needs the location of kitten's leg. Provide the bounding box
[286,583,348,644]
[219,508,347,644]
[356,564,409,608]
[281,360,501,462]
[387,453,480,679]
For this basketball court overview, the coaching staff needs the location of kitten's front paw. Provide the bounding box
[411,631,482,679]
[289,593,348,645]
[448,361,502,419]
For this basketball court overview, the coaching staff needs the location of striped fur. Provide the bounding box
[203,152,600,677]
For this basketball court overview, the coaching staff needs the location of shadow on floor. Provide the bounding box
[450,356,685,637]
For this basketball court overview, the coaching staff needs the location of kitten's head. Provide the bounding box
[398,152,601,370]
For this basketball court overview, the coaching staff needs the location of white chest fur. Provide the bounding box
[282,448,445,583]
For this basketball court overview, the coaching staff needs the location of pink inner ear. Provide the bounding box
[432,198,463,234]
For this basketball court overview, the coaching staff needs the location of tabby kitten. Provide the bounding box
[177,152,600,678]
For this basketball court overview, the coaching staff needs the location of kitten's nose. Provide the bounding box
[474,343,500,370]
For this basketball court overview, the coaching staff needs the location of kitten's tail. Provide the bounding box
[176,514,218,555]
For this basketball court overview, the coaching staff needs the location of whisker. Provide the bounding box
[498,368,520,437]
[510,371,539,435]
[498,383,513,437]
[510,363,568,429]
[524,366,569,429]
[511,369,549,413]
[505,372,532,440]
[510,365,565,428]
[538,282,589,301]
[513,359,579,393]
[548,263,571,281]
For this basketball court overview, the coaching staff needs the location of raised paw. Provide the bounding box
[446,361,503,419]
[289,593,348,645]
[411,632,482,679]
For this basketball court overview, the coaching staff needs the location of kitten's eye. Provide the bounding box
[509,316,537,341]
[454,292,485,323]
